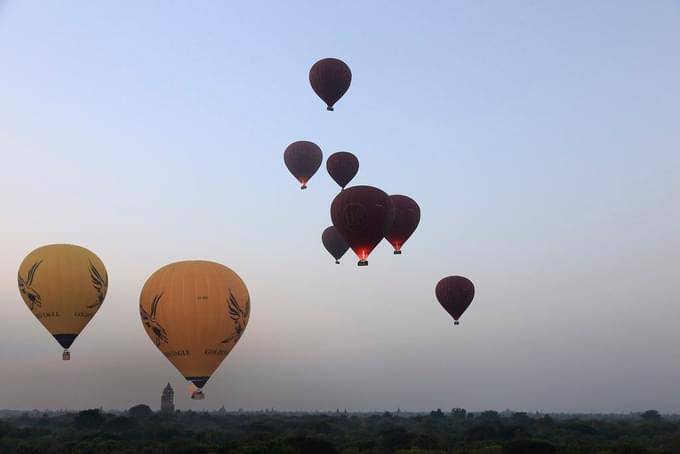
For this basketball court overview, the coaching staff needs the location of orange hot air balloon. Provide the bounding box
[17,244,108,360]
[140,261,251,399]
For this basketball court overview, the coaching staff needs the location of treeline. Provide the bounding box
[1,407,679,453]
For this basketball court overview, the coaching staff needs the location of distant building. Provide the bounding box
[161,383,174,413]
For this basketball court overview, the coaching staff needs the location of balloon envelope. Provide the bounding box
[140,260,250,398]
[17,244,108,359]
[385,195,421,254]
[330,185,394,265]
[326,151,359,189]
[284,141,323,189]
[435,276,475,325]
[309,58,352,111]
[322,226,350,264]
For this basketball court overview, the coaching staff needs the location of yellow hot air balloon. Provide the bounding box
[139,260,251,399]
[17,244,108,360]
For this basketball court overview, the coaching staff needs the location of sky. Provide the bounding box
[0,1,679,413]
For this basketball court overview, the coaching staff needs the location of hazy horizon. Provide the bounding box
[1,1,679,413]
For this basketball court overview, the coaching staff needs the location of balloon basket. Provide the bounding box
[357,260,368,267]
[393,250,402,255]
[62,350,71,361]
[191,389,205,400]
[335,260,340,264]
[326,106,334,111]
[454,321,460,326]
[300,185,307,190]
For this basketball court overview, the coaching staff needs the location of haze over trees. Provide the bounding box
[1,407,679,453]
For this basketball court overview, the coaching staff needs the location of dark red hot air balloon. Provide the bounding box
[385,195,420,254]
[321,226,349,264]
[326,152,359,190]
[330,185,394,266]
[435,276,475,325]
[284,141,323,189]
[309,58,352,111]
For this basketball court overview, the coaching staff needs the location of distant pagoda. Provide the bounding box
[161,383,175,413]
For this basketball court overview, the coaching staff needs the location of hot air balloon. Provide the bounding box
[322,226,350,264]
[140,260,250,399]
[17,244,108,360]
[309,58,352,111]
[284,141,323,189]
[435,276,475,325]
[330,185,395,266]
[326,151,359,190]
[385,195,420,254]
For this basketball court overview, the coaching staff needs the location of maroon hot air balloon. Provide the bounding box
[330,185,394,266]
[321,226,349,264]
[284,141,323,189]
[385,195,420,255]
[309,58,352,111]
[326,151,359,190]
[435,276,475,325]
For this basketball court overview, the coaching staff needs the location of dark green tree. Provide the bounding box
[103,415,137,432]
[74,409,104,429]
[286,435,338,454]
[451,408,467,419]
[511,412,530,424]
[129,404,154,419]
[502,440,556,454]
[381,427,416,451]
[429,409,445,418]
[479,410,501,422]
[640,410,661,421]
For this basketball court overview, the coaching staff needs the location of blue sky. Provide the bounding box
[0,1,679,412]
